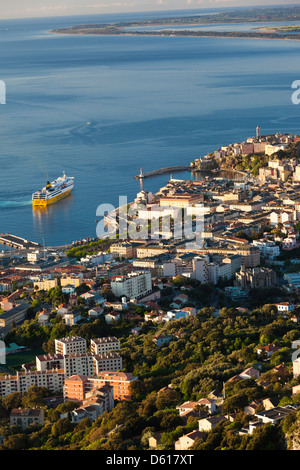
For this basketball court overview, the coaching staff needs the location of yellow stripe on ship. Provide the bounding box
[32,188,72,206]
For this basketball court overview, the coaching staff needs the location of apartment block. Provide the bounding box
[64,371,138,403]
[60,275,83,288]
[94,371,137,401]
[62,384,114,422]
[293,358,300,379]
[33,277,58,291]
[93,353,123,374]
[90,337,120,355]
[252,240,280,259]
[0,370,65,398]
[192,256,209,283]
[63,374,87,402]
[110,242,140,259]
[136,245,168,259]
[36,354,64,372]
[54,336,87,355]
[111,271,152,300]
[63,353,95,378]
[159,193,204,208]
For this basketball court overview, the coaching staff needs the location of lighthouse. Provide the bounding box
[256,125,261,139]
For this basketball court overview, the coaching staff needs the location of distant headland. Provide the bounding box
[50,5,300,41]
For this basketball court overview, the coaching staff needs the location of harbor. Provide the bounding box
[0,233,41,250]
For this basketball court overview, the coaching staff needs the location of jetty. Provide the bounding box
[135,166,191,179]
[0,233,41,250]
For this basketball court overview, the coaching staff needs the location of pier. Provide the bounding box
[135,166,192,179]
[0,233,41,250]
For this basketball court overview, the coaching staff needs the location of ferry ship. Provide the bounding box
[32,172,74,206]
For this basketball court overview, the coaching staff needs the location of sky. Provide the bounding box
[0,1,300,20]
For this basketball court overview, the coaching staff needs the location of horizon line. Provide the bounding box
[0,3,298,22]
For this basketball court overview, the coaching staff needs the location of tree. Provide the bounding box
[159,411,183,430]
[155,388,181,411]
[222,393,249,414]
[2,392,23,412]
[3,434,29,450]
[51,418,74,437]
[21,385,50,409]
[245,424,285,450]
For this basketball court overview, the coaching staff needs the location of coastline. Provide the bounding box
[48,6,300,42]
[49,28,300,42]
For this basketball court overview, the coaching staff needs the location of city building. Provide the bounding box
[10,408,44,429]
[192,256,209,283]
[63,371,138,403]
[0,370,65,397]
[33,277,58,291]
[110,271,152,300]
[0,303,29,329]
[61,384,114,423]
[60,275,83,288]
[252,239,280,260]
[36,354,65,372]
[235,266,277,290]
[54,337,87,356]
[175,431,205,451]
[93,352,123,374]
[90,337,120,355]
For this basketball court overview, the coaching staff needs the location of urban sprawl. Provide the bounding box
[2,128,300,450]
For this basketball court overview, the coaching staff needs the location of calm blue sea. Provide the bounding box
[0,8,300,246]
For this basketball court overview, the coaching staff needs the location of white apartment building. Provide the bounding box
[37,340,122,379]
[252,240,280,259]
[293,357,300,379]
[138,205,181,221]
[63,353,95,379]
[93,352,123,374]
[294,165,300,182]
[27,251,43,262]
[207,263,220,285]
[207,260,232,285]
[0,370,65,397]
[284,272,300,285]
[265,144,287,156]
[33,276,58,291]
[110,271,152,300]
[219,260,233,281]
[36,354,65,372]
[90,337,120,355]
[270,211,294,227]
[192,256,209,283]
[55,336,87,356]
[162,260,178,277]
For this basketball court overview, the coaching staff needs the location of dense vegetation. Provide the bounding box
[65,238,114,260]
[2,288,300,449]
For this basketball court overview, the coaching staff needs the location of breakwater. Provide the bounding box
[134,166,192,179]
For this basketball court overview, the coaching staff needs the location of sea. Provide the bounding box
[0,7,300,247]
